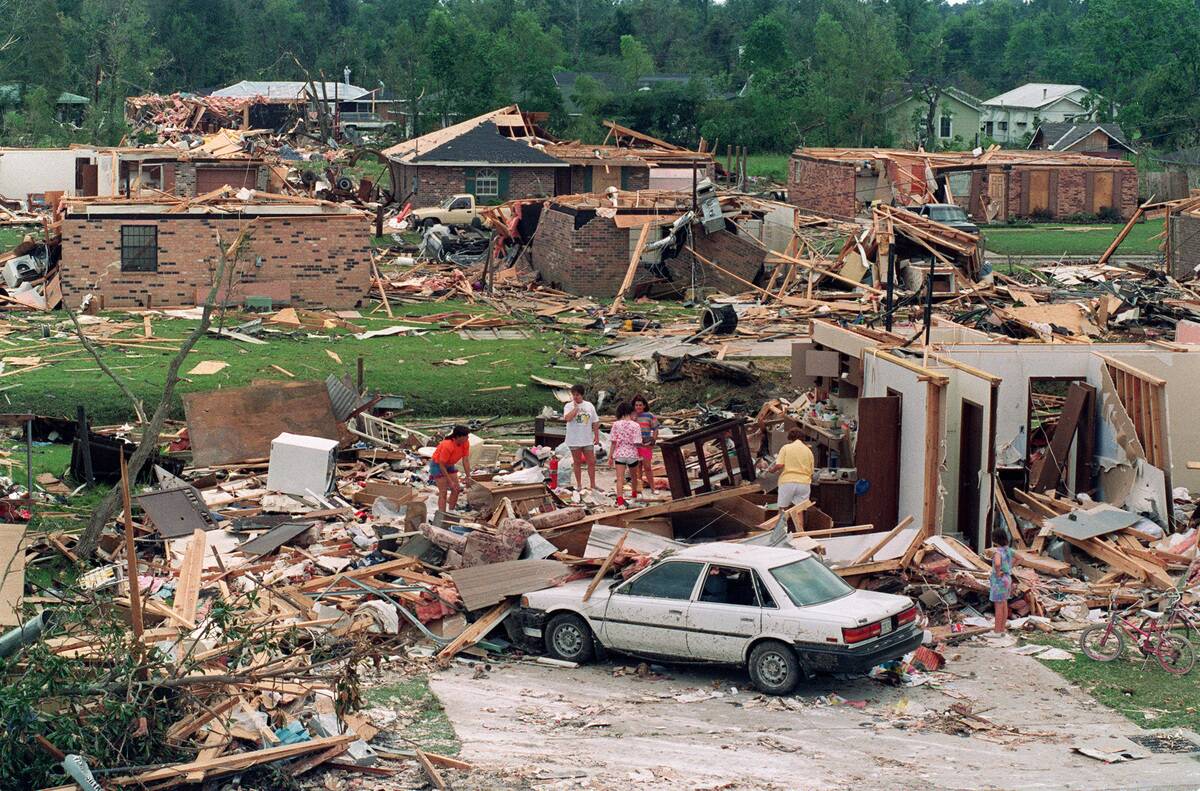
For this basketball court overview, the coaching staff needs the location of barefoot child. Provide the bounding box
[429,425,472,513]
[609,402,643,507]
[989,527,1015,635]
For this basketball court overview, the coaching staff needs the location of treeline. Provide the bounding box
[1,0,1198,153]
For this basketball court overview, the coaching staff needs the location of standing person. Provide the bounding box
[768,428,814,511]
[988,527,1015,638]
[429,425,472,513]
[563,384,600,491]
[631,394,659,493]
[609,402,643,507]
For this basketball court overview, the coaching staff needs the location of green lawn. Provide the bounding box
[3,300,603,424]
[981,222,1162,257]
[0,225,38,249]
[365,675,460,756]
[1028,633,1200,732]
[745,153,791,183]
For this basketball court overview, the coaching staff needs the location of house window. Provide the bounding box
[998,121,1008,132]
[939,114,952,138]
[120,225,158,272]
[474,168,499,198]
[985,121,993,136]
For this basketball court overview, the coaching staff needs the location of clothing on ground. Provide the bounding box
[564,400,599,447]
[776,439,814,485]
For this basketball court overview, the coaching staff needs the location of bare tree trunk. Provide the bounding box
[75,227,250,559]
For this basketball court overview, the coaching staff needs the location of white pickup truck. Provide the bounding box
[407,194,480,229]
[516,543,922,695]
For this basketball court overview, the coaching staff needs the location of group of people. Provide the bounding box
[563,384,659,507]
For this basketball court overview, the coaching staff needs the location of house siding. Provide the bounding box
[889,94,981,148]
[60,213,371,309]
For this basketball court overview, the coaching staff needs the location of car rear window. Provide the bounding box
[620,561,703,600]
[769,557,853,607]
[930,206,968,223]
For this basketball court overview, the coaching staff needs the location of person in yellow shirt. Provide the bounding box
[769,428,814,510]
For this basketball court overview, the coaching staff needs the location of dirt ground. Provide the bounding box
[428,644,1200,790]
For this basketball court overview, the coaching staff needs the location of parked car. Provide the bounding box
[516,543,922,695]
[904,202,980,235]
[407,193,480,229]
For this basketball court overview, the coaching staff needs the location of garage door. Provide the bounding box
[195,167,257,193]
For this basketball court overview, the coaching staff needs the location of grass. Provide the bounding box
[0,225,38,249]
[745,153,791,183]
[1027,633,1200,732]
[365,675,460,755]
[1,300,611,424]
[981,221,1161,257]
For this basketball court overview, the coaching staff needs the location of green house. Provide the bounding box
[887,86,982,151]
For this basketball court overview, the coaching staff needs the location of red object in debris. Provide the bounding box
[168,428,191,453]
[911,645,945,672]
[548,456,558,489]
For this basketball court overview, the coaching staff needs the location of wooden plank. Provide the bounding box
[436,600,515,665]
[1031,382,1094,493]
[121,734,356,784]
[174,529,207,628]
[851,515,914,565]
[609,222,652,315]
[1015,550,1069,576]
[583,529,629,602]
[994,488,1027,550]
[119,453,144,643]
[1098,204,1146,264]
[416,749,448,790]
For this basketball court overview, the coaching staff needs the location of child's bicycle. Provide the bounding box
[1079,592,1196,675]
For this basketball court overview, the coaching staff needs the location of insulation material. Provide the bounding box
[818,527,921,567]
[1096,363,1144,507]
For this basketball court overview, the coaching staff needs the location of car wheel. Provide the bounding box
[748,641,801,695]
[544,613,595,663]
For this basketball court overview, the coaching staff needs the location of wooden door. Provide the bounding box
[592,165,621,192]
[1091,171,1114,213]
[1028,170,1050,213]
[75,158,99,196]
[957,400,983,549]
[855,396,901,532]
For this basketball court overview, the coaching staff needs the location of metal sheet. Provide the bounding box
[325,374,369,422]
[448,559,570,613]
[136,487,217,539]
[238,521,315,556]
[1048,505,1140,540]
[183,381,342,467]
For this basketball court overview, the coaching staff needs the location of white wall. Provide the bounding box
[0,149,87,201]
[939,364,995,547]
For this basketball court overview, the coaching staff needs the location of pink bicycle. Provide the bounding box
[1079,592,1195,675]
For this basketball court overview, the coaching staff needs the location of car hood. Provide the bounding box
[799,589,912,626]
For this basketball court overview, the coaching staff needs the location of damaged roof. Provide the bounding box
[210,80,370,102]
[1031,122,1135,153]
[410,121,565,166]
[793,146,1134,170]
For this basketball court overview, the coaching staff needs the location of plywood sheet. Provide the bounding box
[819,526,919,567]
[0,524,26,627]
[183,381,342,467]
[448,559,570,612]
[1047,505,1139,541]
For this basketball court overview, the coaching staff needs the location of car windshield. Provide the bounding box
[438,195,458,209]
[929,205,968,223]
[769,557,854,607]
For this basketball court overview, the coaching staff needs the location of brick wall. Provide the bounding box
[1002,166,1138,221]
[393,164,559,207]
[522,204,635,296]
[787,156,857,217]
[60,213,371,309]
[676,225,766,295]
[1169,213,1200,280]
[173,163,196,197]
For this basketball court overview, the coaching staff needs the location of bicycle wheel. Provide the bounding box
[1154,634,1196,675]
[1080,623,1125,661]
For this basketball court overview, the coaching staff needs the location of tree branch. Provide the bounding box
[67,307,148,424]
[76,223,254,558]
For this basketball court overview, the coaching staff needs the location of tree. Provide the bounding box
[619,34,654,90]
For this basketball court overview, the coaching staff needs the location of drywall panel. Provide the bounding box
[812,320,879,359]
[940,366,995,549]
[1106,350,1200,493]
[862,354,934,530]
[1095,363,1145,507]
[939,344,1149,466]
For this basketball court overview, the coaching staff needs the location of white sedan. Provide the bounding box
[516,543,922,695]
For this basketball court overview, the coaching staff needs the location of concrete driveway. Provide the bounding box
[430,644,1200,790]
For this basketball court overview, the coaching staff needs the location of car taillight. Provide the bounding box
[896,606,918,625]
[842,622,882,644]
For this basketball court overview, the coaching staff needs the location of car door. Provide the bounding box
[685,565,764,662]
[600,560,704,657]
[448,196,472,224]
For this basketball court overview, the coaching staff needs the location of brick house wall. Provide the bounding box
[522,204,635,296]
[675,224,766,295]
[998,165,1137,221]
[1168,213,1200,280]
[59,212,371,309]
[566,164,651,193]
[391,163,560,207]
[787,156,857,217]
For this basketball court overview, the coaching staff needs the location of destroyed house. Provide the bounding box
[515,189,773,298]
[788,148,1138,223]
[793,320,1197,553]
[384,107,713,208]
[58,194,371,310]
[0,145,271,206]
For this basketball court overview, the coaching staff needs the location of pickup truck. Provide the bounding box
[408,194,480,229]
[516,543,923,695]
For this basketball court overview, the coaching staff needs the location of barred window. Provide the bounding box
[120,225,158,272]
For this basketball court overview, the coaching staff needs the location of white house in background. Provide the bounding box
[981,83,1101,145]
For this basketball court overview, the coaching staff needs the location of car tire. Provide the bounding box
[544,613,595,664]
[748,641,802,695]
